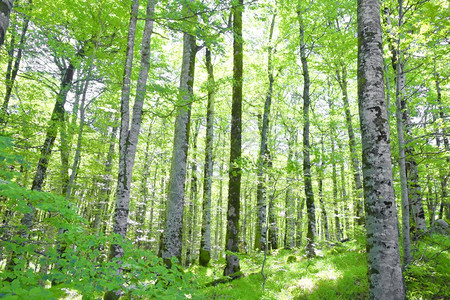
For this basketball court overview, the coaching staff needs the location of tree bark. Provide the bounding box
[357,0,405,298]
[297,7,316,258]
[162,31,197,266]
[199,47,215,266]
[255,13,276,252]
[105,0,155,297]
[328,98,341,241]
[318,137,329,242]
[92,121,118,232]
[185,119,200,266]
[336,63,364,226]
[1,13,28,123]
[0,0,13,48]
[223,0,243,277]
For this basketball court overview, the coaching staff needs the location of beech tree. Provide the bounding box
[357,0,404,297]
[223,0,243,277]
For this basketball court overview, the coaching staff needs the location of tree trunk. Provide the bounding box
[296,197,304,247]
[255,13,276,252]
[1,13,28,123]
[105,0,155,297]
[0,0,13,48]
[318,137,329,242]
[268,168,278,250]
[284,129,296,249]
[223,0,243,277]
[92,120,118,232]
[328,98,341,241]
[336,63,364,226]
[199,48,215,266]
[162,31,197,266]
[214,151,224,260]
[66,73,91,199]
[297,7,316,258]
[186,119,200,266]
[357,0,405,298]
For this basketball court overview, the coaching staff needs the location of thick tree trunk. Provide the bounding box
[357,0,405,298]
[199,48,215,266]
[255,13,276,252]
[298,8,316,258]
[0,0,13,48]
[223,0,243,277]
[162,32,197,266]
[336,64,364,226]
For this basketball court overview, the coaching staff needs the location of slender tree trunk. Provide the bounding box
[105,0,155,297]
[134,123,153,247]
[296,197,304,247]
[255,13,276,252]
[214,153,224,260]
[284,130,296,249]
[199,48,215,266]
[328,98,341,241]
[66,73,91,199]
[318,137,329,242]
[297,7,316,258]
[386,5,426,234]
[267,186,278,251]
[1,13,28,123]
[223,0,243,277]
[336,64,364,226]
[186,119,200,266]
[92,121,118,232]
[162,31,197,266]
[357,0,404,298]
[394,53,411,267]
[434,68,449,220]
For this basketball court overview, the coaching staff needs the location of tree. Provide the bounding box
[199,47,215,266]
[162,14,197,267]
[255,12,276,252]
[357,0,404,298]
[0,0,13,47]
[105,0,155,297]
[223,0,243,277]
[297,5,316,258]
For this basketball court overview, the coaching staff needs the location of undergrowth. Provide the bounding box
[193,231,449,300]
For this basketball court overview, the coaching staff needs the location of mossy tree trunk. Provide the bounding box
[223,0,243,277]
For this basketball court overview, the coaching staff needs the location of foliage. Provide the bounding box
[0,142,194,299]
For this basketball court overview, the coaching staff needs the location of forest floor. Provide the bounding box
[192,232,450,300]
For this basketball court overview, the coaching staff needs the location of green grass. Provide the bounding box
[191,233,449,299]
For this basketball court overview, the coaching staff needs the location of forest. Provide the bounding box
[0,0,448,298]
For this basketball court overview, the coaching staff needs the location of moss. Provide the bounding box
[287,255,297,263]
[199,249,211,267]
